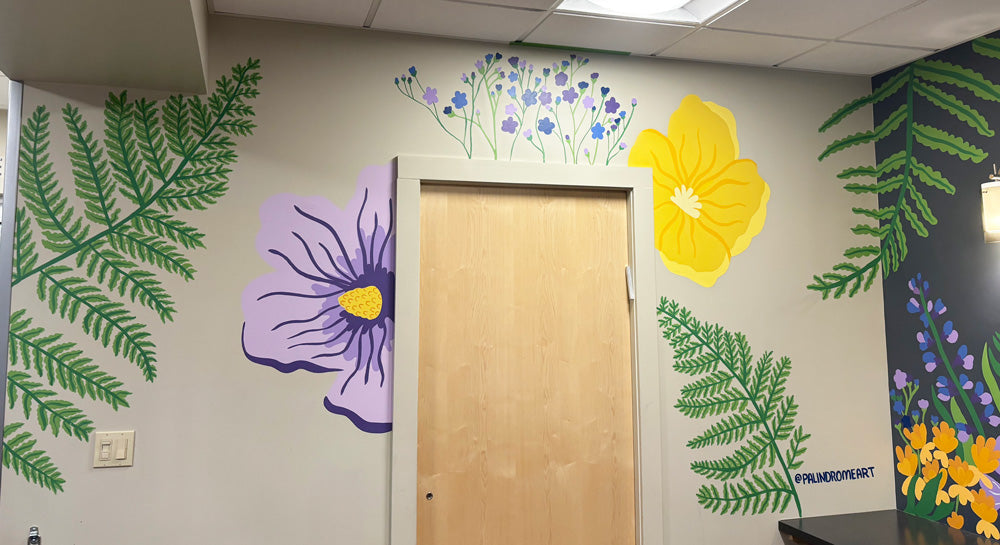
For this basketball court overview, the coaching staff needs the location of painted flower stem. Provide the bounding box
[667,307,802,516]
[918,288,985,436]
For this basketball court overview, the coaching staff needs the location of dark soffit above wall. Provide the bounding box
[0,0,209,93]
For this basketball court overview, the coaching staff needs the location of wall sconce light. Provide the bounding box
[984,165,1000,243]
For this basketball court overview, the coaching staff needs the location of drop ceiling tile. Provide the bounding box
[459,0,558,9]
[211,0,373,27]
[779,41,930,75]
[710,0,920,40]
[372,0,542,42]
[525,13,694,55]
[658,28,823,67]
[842,0,1000,50]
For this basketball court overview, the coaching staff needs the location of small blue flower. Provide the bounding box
[601,86,610,97]
[451,91,468,109]
[522,89,538,106]
[535,77,542,86]
[561,60,570,67]
[537,117,555,135]
[590,72,599,79]
[892,400,904,415]
[906,297,921,314]
[543,68,551,77]
[508,71,519,83]
[496,83,503,91]
[408,66,417,76]
[508,56,520,68]
[486,53,494,63]
[495,52,503,61]
[943,320,958,343]
[443,106,453,115]
[923,351,938,372]
[394,77,400,84]
[578,81,589,90]
[590,123,605,140]
[507,86,517,99]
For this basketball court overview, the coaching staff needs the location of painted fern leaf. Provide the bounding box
[809,58,1000,299]
[658,298,808,516]
[5,58,262,494]
[2,423,65,493]
[9,309,131,409]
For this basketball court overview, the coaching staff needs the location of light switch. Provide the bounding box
[92,431,135,468]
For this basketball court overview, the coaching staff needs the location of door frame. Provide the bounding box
[390,155,664,545]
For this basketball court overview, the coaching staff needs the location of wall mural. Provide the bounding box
[241,165,395,433]
[809,44,1000,299]
[658,298,809,516]
[3,59,263,493]
[891,274,1000,537]
[629,95,770,287]
[396,52,637,164]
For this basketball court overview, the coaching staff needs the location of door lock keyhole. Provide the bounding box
[426,492,434,501]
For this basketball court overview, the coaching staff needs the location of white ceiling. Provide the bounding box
[209,0,1000,75]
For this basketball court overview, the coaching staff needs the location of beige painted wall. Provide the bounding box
[0,15,892,545]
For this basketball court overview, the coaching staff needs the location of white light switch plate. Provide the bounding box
[92,430,135,468]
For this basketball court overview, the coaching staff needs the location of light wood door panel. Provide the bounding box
[417,184,635,545]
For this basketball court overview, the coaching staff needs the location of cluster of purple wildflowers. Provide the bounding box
[895,274,1000,443]
[395,53,637,164]
[890,368,927,435]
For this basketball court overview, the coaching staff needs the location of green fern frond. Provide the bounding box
[818,104,906,161]
[131,210,205,249]
[658,298,806,516]
[36,267,157,381]
[2,423,65,493]
[843,245,880,258]
[696,471,794,515]
[9,309,131,409]
[819,69,908,132]
[807,260,879,299]
[910,159,956,194]
[843,173,904,195]
[13,207,39,282]
[852,206,896,221]
[837,150,907,180]
[6,370,94,441]
[133,97,174,185]
[163,95,195,157]
[106,229,195,280]
[105,91,154,206]
[911,123,987,162]
[785,427,810,470]
[973,37,1000,60]
[75,243,175,321]
[19,106,91,252]
[899,200,928,237]
[155,181,228,212]
[906,185,937,226]
[913,81,993,136]
[687,410,762,449]
[64,104,119,227]
[914,59,1000,103]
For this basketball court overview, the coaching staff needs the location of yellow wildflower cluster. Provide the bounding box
[897,423,1000,538]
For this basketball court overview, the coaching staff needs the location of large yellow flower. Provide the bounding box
[629,95,769,287]
[933,422,959,454]
[904,424,928,449]
[972,436,1000,474]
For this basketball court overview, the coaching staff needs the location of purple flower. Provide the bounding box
[590,72,599,79]
[451,91,468,109]
[242,165,396,433]
[443,106,453,115]
[583,96,595,110]
[942,321,958,343]
[619,142,628,150]
[422,88,438,105]
[505,103,517,115]
[893,369,909,389]
[924,352,939,372]
[562,88,579,104]
[461,73,469,83]
[501,116,519,134]
[956,344,974,370]
[508,56,519,68]
[475,60,484,71]
[537,117,555,135]
[916,331,930,350]
[590,123,605,140]
[554,72,568,86]
[523,89,538,106]
[605,97,620,114]
[519,59,526,69]
[906,298,921,314]
[523,129,533,138]
[631,98,638,106]
[918,399,929,410]
[539,91,552,106]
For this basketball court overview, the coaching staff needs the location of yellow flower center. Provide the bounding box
[338,286,383,320]
[670,185,702,219]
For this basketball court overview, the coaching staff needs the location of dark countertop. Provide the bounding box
[779,510,994,545]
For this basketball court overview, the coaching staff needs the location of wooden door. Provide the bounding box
[417,184,636,545]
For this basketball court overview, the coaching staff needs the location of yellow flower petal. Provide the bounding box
[629,95,769,287]
[978,520,1000,539]
[948,512,965,529]
[949,484,974,505]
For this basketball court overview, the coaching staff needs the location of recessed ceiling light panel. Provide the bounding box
[557,0,740,24]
